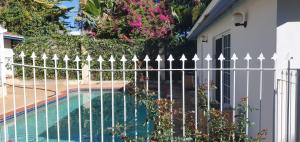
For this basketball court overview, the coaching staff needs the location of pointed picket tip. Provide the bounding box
[144,55,150,62]
[75,55,81,62]
[257,53,265,61]
[64,55,70,61]
[42,53,48,60]
[20,51,25,58]
[218,53,225,61]
[180,54,187,61]
[132,55,138,62]
[205,54,212,61]
[121,55,127,62]
[231,53,238,61]
[167,54,174,62]
[31,52,37,59]
[109,55,115,62]
[155,55,162,62]
[52,54,59,61]
[271,53,278,61]
[86,54,92,62]
[97,56,104,62]
[192,54,199,61]
[244,53,252,61]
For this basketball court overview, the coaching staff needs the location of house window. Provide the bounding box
[215,34,231,105]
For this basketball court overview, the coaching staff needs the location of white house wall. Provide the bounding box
[196,0,277,141]
[276,0,300,141]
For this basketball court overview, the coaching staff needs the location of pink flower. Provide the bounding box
[159,14,169,21]
[154,7,161,13]
[129,15,143,28]
[129,21,142,28]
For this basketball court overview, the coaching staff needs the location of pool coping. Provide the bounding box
[0,85,123,123]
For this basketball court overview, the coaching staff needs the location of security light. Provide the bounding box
[233,12,247,28]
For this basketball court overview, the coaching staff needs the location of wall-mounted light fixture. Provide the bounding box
[201,35,208,43]
[233,12,247,28]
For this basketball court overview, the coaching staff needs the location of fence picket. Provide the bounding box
[231,53,238,141]
[64,55,71,142]
[244,53,252,135]
[20,51,28,142]
[75,55,82,142]
[258,53,265,131]
[144,55,150,141]
[180,54,187,138]
[156,55,162,127]
[53,54,60,142]
[87,55,93,142]
[11,53,17,142]
[167,54,174,141]
[132,55,138,141]
[0,57,7,142]
[98,55,104,142]
[192,54,199,131]
[121,55,127,136]
[42,53,49,142]
[31,52,39,142]
[205,54,212,140]
[109,55,115,142]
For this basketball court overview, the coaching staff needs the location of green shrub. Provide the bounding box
[14,34,144,80]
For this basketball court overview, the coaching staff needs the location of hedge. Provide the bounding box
[13,34,144,80]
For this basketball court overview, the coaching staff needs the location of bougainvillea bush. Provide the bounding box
[95,0,174,40]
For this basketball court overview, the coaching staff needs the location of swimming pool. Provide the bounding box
[0,90,152,141]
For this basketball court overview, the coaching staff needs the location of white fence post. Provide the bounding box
[156,55,162,127]
[109,55,115,142]
[132,55,138,141]
[64,55,71,142]
[31,52,39,142]
[258,53,265,131]
[218,54,225,113]
[144,55,150,141]
[0,26,7,97]
[0,51,7,142]
[11,52,17,142]
[42,53,49,142]
[53,54,60,142]
[192,54,199,130]
[75,55,82,142]
[121,55,127,136]
[244,53,252,135]
[205,54,212,139]
[20,51,28,142]
[87,55,93,142]
[271,53,278,142]
[180,54,187,138]
[231,53,238,124]
[167,54,174,141]
[98,55,104,142]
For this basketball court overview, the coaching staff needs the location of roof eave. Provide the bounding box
[4,35,24,41]
[187,0,238,40]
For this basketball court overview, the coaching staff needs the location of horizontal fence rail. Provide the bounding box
[0,51,298,142]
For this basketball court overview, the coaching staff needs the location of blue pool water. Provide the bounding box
[0,90,152,141]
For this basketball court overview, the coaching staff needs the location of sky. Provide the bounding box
[60,0,80,31]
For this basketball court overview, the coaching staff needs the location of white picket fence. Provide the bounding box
[0,51,299,142]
